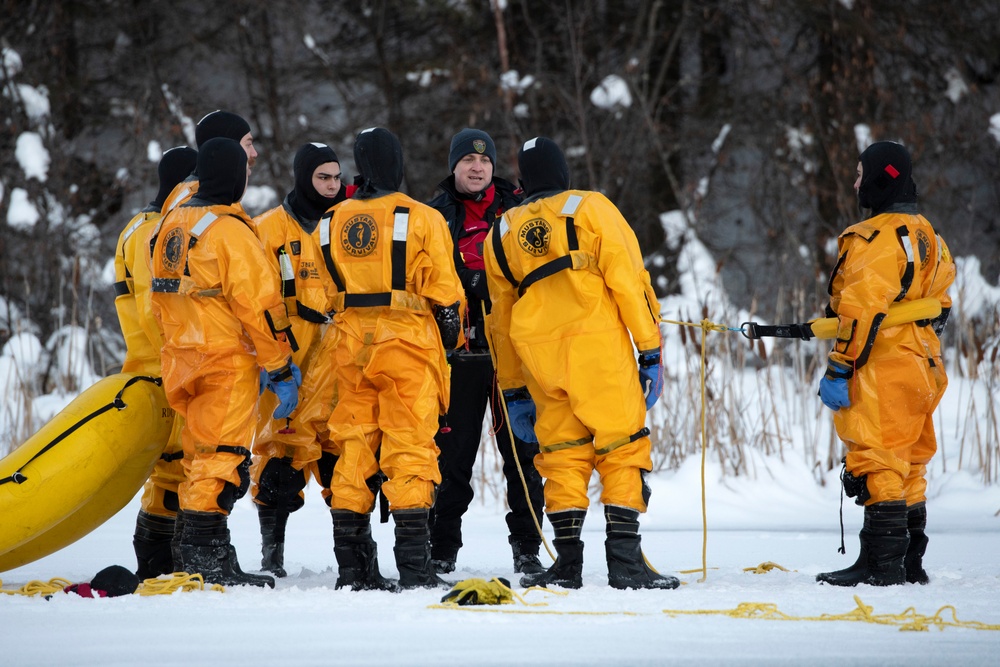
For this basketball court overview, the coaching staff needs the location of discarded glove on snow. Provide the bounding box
[440,577,513,606]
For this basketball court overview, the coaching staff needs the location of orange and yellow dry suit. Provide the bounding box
[321,193,465,514]
[828,209,954,506]
[113,207,185,517]
[149,202,293,514]
[484,190,662,513]
[250,202,337,508]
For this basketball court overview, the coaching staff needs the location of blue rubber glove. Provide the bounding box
[266,362,302,420]
[259,369,268,396]
[637,350,664,411]
[503,387,538,444]
[819,359,852,411]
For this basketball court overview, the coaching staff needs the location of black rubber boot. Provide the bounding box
[604,506,680,590]
[817,500,909,587]
[510,537,545,575]
[905,502,930,585]
[171,510,185,573]
[332,510,398,591]
[133,510,176,579]
[520,509,585,589]
[393,509,452,590]
[178,511,275,588]
[257,505,289,578]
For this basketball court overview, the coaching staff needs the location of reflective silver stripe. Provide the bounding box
[122,215,146,243]
[900,234,914,262]
[190,212,219,238]
[936,235,946,260]
[165,186,190,212]
[560,194,582,216]
[498,215,510,238]
[392,210,409,241]
[279,252,294,281]
[320,213,332,248]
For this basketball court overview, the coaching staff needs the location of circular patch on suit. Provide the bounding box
[342,214,378,257]
[915,228,931,270]
[162,227,185,272]
[517,218,551,257]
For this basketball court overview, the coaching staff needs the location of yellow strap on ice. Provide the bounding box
[137,572,225,595]
[809,297,941,339]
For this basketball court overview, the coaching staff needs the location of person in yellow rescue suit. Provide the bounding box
[131,110,261,579]
[160,110,259,215]
[150,137,300,588]
[250,142,352,577]
[114,145,197,579]
[322,127,466,591]
[483,136,679,590]
[816,141,954,587]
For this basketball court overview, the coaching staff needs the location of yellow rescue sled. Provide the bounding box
[0,373,173,572]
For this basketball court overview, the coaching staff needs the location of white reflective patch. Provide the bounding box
[560,194,582,216]
[311,142,328,148]
[190,212,219,237]
[122,216,146,243]
[166,187,190,212]
[320,214,331,247]
[360,127,376,134]
[499,216,510,237]
[523,137,539,151]
[901,234,914,262]
[279,252,294,280]
[936,234,945,260]
[393,210,410,241]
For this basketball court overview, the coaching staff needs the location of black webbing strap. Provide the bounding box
[391,206,408,292]
[491,220,520,289]
[160,450,184,463]
[0,375,162,486]
[894,225,914,302]
[344,293,392,308]
[295,301,330,324]
[518,255,573,298]
[741,322,815,340]
[114,280,132,297]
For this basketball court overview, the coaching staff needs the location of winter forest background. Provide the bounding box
[1,0,999,496]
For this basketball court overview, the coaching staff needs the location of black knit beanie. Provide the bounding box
[858,141,914,214]
[449,128,497,172]
[195,110,252,148]
[288,142,342,220]
[196,137,248,205]
[517,136,570,197]
[152,146,197,208]
[353,127,404,198]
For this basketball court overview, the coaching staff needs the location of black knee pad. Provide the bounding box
[841,461,871,506]
[216,446,252,513]
[256,456,307,512]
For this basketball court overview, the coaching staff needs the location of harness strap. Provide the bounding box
[895,225,915,302]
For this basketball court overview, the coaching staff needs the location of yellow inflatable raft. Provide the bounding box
[0,373,173,572]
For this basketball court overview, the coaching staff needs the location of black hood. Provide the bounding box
[517,136,570,198]
[858,141,915,215]
[195,110,251,148]
[353,127,403,198]
[151,145,197,208]
[287,142,343,221]
[195,137,247,205]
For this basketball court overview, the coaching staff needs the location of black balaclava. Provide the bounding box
[151,146,197,208]
[517,136,570,197]
[195,110,252,148]
[287,142,342,221]
[353,127,404,199]
[195,137,248,205]
[857,141,915,215]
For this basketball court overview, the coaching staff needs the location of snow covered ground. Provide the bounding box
[3,457,999,667]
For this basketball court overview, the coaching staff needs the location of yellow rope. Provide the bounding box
[0,577,72,596]
[663,595,1000,632]
[743,561,793,574]
[137,572,225,595]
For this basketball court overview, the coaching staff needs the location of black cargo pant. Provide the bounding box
[430,351,544,562]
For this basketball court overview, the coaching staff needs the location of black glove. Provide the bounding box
[434,301,462,350]
[468,270,490,301]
